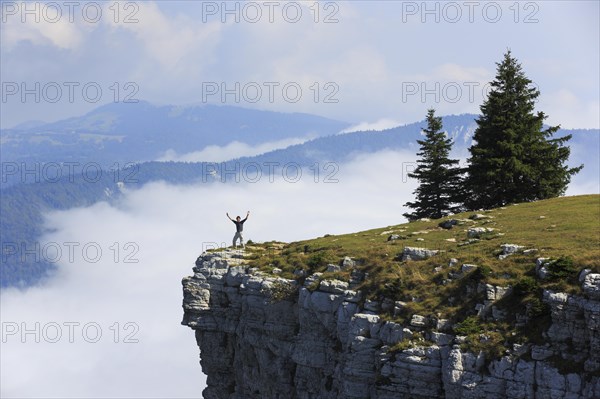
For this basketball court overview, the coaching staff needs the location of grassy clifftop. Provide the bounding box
[245,194,598,297]
[231,195,599,358]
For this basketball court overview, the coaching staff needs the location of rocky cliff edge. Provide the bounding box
[182,249,600,399]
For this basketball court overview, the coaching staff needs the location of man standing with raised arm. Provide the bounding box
[226,211,249,248]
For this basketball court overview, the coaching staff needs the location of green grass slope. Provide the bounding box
[231,195,599,360]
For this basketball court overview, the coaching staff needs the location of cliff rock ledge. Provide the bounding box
[182,249,600,399]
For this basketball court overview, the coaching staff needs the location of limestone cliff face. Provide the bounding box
[182,250,600,399]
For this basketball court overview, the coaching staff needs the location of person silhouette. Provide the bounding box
[226,211,249,248]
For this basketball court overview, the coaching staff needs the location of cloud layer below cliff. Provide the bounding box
[1,150,419,398]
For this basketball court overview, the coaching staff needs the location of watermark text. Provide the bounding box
[2,321,140,343]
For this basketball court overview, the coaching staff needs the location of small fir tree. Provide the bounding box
[404,109,463,220]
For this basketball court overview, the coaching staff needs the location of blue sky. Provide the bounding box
[1,0,599,129]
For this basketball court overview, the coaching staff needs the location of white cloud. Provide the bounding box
[104,2,223,72]
[540,90,600,129]
[340,119,402,133]
[433,63,489,83]
[1,2,86,50]
[157,136,312,163]
[0,150,419,398]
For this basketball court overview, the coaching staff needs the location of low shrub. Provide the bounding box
[547,256,578,281]
[454,316,482,335]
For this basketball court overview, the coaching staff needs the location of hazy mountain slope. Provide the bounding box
[0,101,350,168]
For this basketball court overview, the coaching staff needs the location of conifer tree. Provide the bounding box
[404,109,463,220]
[466,51,582,209]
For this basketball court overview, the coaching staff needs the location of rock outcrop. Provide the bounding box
[182,250,600,399]
[400,246,440,261]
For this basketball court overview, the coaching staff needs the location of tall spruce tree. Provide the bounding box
[404,109,463,220]
[466,51,582,209]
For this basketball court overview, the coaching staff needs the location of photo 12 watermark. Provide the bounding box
[1,81,140,104]
[401,160,472,185]
[1,1,140,24]
[201,81,339,105]
[1,241,140,264]
[199,161,340,184]
[401,80,539,104]
[400,1,540,24]
[1,162,139,185]
[2,321,140,343]
[200,1,339,24]
[401,161,417,184]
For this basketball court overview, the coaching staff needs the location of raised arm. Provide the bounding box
[242,211,250,222]
[226,212,234,221]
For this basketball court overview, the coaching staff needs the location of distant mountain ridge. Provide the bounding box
[3,102,596,174]
[232,115,597,199]
[0,101,350,168]
[243,114,478,165]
